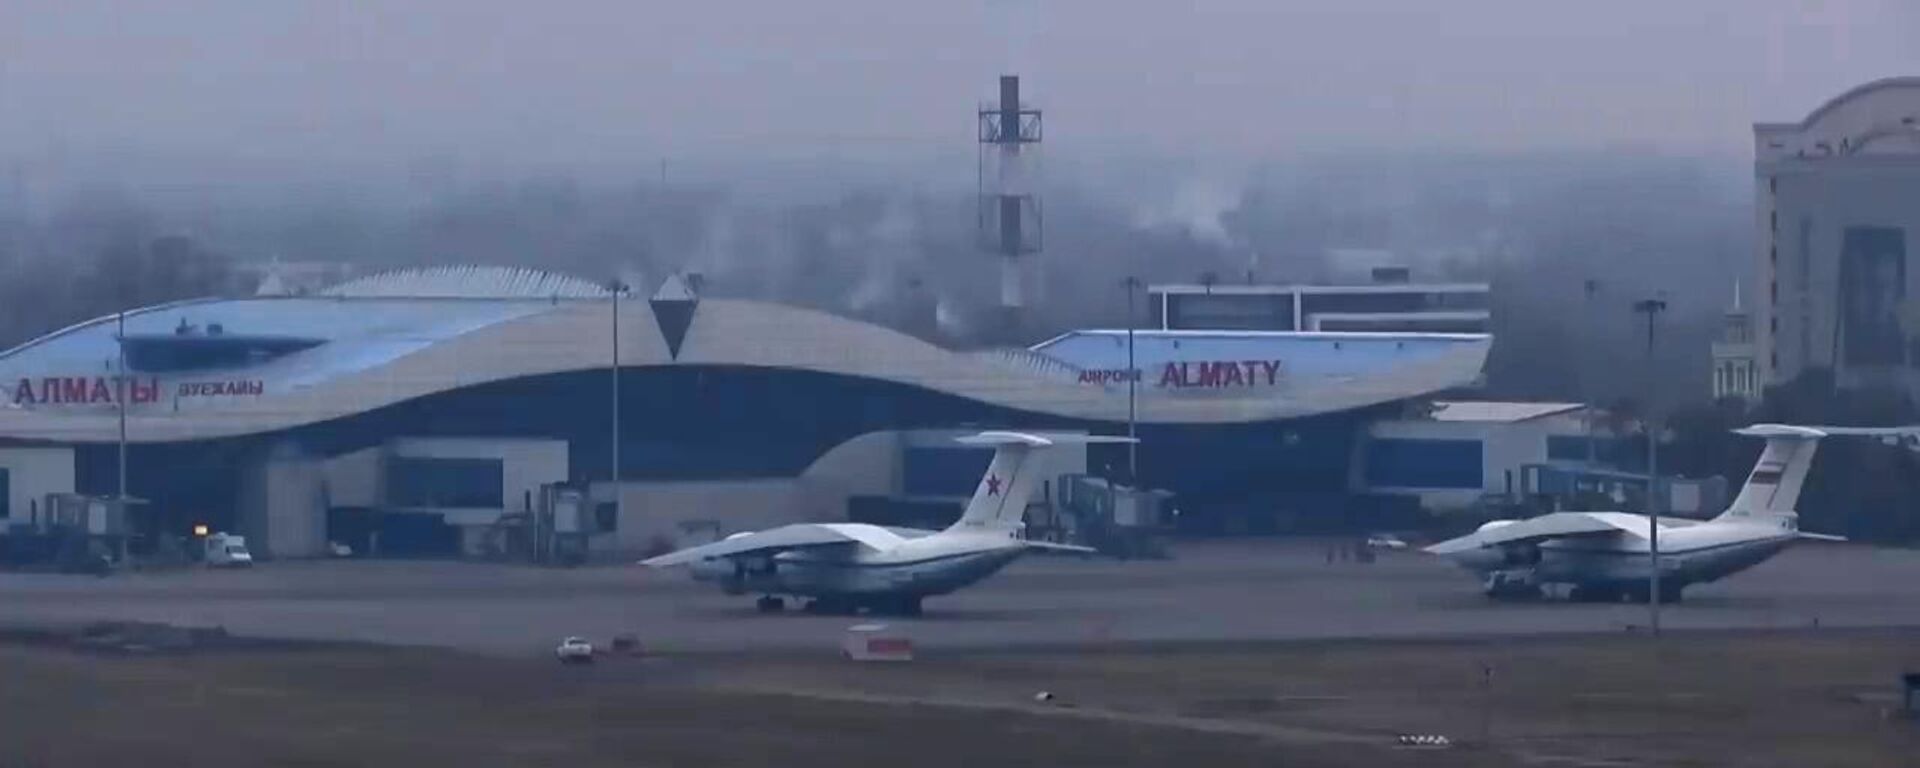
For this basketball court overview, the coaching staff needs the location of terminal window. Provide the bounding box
[1839,226,1908,366]
[1166,294,1295,331]
[903,448,993,497]
[387,458,505,509]
[1364,438,1483,490]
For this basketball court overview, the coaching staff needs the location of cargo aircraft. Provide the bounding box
[641,431,1128,616]
[1426,424,1916,602]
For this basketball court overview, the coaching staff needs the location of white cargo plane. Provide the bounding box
[1425,424,1915,603]
[640,431,1129,616]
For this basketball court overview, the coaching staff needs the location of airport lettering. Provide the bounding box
[1076,361,1284,389]
[1158,360,1282,389]
[12,376,161,406]
[1077,368,1143,384]
[177,380,265,398]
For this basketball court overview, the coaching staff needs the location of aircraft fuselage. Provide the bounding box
[690,530,1030,599]
[1449,521,1799,589]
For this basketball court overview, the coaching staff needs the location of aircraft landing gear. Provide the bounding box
[755,595,785,613]
[803,597,857,616]
[1568,584,1623,603]
[1482,570,1542,601]
[867,596,923,617]
[1622,583,1685,604]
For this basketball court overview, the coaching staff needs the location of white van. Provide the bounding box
[203,533,255,568]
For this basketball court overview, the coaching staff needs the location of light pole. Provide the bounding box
[1122,276,1142,484]
[116,310,128,506]
[608,279,629,535]
[1633,294,1668,635]
[1582,280,1600,470]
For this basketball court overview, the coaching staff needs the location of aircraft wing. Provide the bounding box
[1761,424,1920,437]
[1423,512,1638,555]
[1796,532,1848,542]
[1021,540,1098,555]
[639,524,863,567]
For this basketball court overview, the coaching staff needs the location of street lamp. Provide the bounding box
[1582,280,1601,469]
[607,279,630,533]
[1121,276,1143,484]
[116,310,128,507]
[1632,294,1669,635]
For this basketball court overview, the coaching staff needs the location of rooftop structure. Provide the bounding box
[1148,280,1492,335]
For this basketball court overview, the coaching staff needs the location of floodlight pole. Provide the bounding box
[1582,279,1600,469]
[609,280,627,536]
[1634,295,1668,636]
[116,310,128,505]
[1123,276,1142,484]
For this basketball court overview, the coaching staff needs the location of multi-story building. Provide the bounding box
[1755,77,1920,393]
[1148,276,1492,334]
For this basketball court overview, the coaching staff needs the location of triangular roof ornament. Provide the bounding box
[650,271,701,360]
[652,272,699,302]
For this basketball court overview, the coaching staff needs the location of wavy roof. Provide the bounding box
[0,276,1489,443]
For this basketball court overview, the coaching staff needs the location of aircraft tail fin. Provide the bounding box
[945,431,1136,535]
[1716,424,1825,525]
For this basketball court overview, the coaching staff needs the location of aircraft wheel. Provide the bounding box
[1484,584,1542,601]
[805,597,856,615]
[755,596,785,613]
[1569,584,1618,603]
[867,596,923,617]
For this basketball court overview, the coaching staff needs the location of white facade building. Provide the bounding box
[1755,77,1920,393]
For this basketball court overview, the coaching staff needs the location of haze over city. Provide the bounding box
[3,0,1917,179]
[1,0,1918,404]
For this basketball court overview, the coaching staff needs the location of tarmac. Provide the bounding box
[1,539,1917,655]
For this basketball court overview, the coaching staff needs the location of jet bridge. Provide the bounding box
[1057,474,1171,559]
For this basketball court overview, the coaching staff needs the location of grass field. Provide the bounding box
[2,628,1917,767]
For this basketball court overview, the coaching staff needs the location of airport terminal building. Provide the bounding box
[0,267,1492,559]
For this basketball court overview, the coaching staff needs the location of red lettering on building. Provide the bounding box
[1077,368,1142,385]
[1153,360,1284,389]
[11,375,170,406]
[176,379,265,398]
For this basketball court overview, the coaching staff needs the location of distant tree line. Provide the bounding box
[0,200,234,350]
[1662,369,1920,544]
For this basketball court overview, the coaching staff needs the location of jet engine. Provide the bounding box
[1498,541,1542,567]
[687,532,764,594]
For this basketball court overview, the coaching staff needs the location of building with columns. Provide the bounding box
[1712,283,1760,405]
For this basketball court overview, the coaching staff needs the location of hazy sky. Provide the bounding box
[2,0,1917,180]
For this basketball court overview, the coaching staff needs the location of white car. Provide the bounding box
[1365,534,1410,551]
[555,636,595,664]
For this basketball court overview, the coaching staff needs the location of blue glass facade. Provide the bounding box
[66,364,1380,538]
[1363,438,1484,489]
